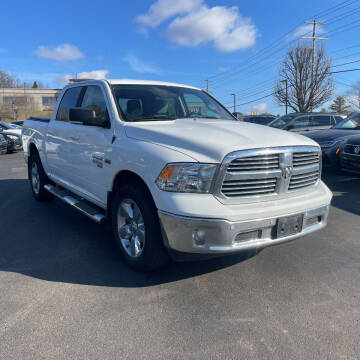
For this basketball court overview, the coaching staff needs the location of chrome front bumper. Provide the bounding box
[158,204,330,254]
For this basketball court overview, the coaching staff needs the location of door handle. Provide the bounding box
[69,135,80,141]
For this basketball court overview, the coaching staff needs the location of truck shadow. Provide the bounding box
[0,179,259,288]
[322,172,360,216]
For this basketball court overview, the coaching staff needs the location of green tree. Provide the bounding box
[329,96,350,114]
[32,81,39,88]
[320,108,327,113]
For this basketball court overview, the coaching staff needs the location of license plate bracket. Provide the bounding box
[275,214,303,239]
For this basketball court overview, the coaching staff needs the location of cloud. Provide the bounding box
[167,6,256,52]
[218,67,230,73]
[56,70,109,86]
[289,24,325,40]
[56,74,73,86]
[123,54,160,74]
[135,1,256,52]
[251,102,267,113]
[36,44,84,62]
[135,0,203,32]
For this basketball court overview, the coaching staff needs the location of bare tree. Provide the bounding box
[0,70,21,88]
[274,44,334,112]
[345,81,360,111]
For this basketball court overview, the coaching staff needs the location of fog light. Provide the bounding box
[192,229,206,245]
[235,230,261,243]
[306,216,321,226]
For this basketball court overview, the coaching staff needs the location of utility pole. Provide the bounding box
[280,79,288,115]
[204,79,210,93]
[301,20,328,111]
[231,93,236,113]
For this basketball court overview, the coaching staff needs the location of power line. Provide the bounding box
[207,0,359,85]
[237,93,275,106]
[325,5,360,23]
[331,67,360,73]
[313,0,359,19]
[332,59,360,67]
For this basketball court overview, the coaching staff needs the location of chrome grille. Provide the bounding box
[218,146,321,202]
[222,178,277,197]
[293,152,319,167]
[344,144,360,155]
[289,170,319,190]
[227,154,280,172]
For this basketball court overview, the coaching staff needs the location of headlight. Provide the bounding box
[156,163,218,193]
[6,135,18,140]
[319,140,340,149]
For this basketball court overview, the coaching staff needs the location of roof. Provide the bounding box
[106,79,200,90]
[287,112,342,116]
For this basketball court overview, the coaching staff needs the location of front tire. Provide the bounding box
[28,154,53,202]
[112,183,170,272]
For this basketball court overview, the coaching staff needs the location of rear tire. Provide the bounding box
[28,154,54,202]
[111,183,170,272]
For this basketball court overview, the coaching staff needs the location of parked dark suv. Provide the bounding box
[306,112,360,168]
[269,113,343,133]
[339,135,360,174]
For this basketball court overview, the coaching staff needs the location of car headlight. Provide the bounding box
[319,140,341,149]
[6,135,18,140]
[156,163,218,193]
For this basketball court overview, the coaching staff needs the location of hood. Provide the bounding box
[344,135,360,145]
[124,118,318,163]
[3,128,22,136]
[305,128,360,143]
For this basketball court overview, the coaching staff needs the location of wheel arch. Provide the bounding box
[28,142,39,157]
[107,170,156,215]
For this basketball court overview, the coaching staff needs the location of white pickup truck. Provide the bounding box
[22,79,332,271]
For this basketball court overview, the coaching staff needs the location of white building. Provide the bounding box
[0,88,60,112]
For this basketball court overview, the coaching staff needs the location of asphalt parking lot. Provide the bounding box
[0,151,359,360]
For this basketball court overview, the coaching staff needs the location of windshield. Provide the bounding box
[111,85,234,122]
[269,114,298,128]
[243,116,274,124]
[333,113,360,130]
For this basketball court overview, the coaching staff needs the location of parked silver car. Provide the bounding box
[269,113,344,133]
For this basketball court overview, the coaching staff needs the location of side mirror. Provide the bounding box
[69,107,96,125]
[69,107,109,127]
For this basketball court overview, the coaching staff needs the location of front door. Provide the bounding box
[64,85,114,206]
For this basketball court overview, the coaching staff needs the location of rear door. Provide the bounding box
[46,86,83,180]
[307,115,333,132]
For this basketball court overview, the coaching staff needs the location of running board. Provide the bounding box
[44,184,106,224]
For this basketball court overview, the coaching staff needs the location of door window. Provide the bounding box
[309,115,331,126]
[56,87,83,121]
[80,86,109,126]
[288,116,309,129]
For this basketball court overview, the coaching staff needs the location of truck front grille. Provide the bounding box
[227,154,280,172]
[219,147,320,201]
[288,170,319,190]
[222,178,277,197]
[293,152,319,167]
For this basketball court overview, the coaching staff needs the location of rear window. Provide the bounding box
[309,115,332,126]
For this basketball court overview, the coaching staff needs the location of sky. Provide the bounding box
[1,0,359,115]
